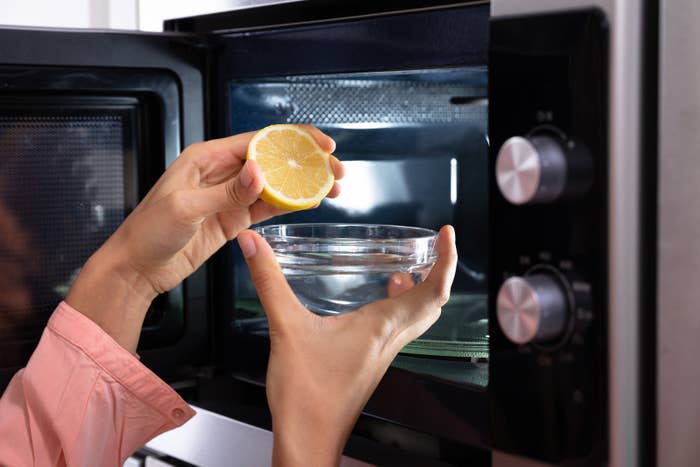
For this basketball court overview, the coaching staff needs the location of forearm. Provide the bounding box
[65,241,156,353]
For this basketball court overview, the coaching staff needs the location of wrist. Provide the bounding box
[272,425,346,467]
[271,403,353,467]
[66,242,157,353]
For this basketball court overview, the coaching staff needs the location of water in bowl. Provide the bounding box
[257,224,438,315]
[283,261,434,315]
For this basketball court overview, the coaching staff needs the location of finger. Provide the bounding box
[185,132,257,186]
[137,132,257,210]
[249,199,289,225]
[237,230,303,327]
[190,126,336,187]
[369,225,457,348]
[387,272,415,298]
[394,225,457,330]
[330,155,345,180]
[423,225,458,296]
[176,160,264,222]
[326,182,342,199]
[297,124,336,153]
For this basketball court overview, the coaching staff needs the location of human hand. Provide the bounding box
[66,126,344,353]
[236,225,457,467]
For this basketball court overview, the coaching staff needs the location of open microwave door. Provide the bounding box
[0,27,210,385]
[166,2,493,464]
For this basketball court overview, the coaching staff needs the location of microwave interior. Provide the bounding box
[226,66,489,387]
[193,5,492,454]
[0,72,184,369]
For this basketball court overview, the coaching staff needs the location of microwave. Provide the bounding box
[1,0,697,465]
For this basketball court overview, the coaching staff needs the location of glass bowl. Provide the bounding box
[254,223,438,315]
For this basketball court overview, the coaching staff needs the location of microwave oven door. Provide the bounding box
[167,3,493,464]
[0,28,211,385]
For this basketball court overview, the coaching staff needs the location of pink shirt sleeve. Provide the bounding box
[0,301,195,467]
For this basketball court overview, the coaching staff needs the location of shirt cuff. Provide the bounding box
[47,301,196,427]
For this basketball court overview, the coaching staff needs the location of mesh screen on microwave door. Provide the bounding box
[0,115,126,339]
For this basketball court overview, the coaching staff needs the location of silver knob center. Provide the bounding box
[496,135,569,205]
[496,274,570,345]
[496,137,542,205]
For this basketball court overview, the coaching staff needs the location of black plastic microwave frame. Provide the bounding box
[0,2,612,466]
[0,29,209,382]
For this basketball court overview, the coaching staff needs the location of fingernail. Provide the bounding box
[442,224,455,239]
[392,276,403,286]
[238,234,257,258]
[240,162,254,188]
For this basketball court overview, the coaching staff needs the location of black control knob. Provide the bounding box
[495,135,592,205]
[496,274,570,345]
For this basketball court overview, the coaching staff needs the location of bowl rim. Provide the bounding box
[253,223,438,242]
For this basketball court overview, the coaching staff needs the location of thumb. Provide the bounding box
[372,225,457,350]
[237,229,302,328]
[180,160,264,221]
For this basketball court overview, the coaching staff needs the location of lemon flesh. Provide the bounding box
[247,124,334,211]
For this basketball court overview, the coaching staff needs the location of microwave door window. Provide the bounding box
[230,67,488,386]
[0,109,128,362]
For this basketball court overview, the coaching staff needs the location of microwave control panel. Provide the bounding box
[496,259,593,348]
[489,10,608,464]
[495,132,593,206]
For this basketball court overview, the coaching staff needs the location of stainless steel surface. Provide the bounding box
[658,0,700,465]
[496,137,542,204]
[224,0,304,8]
[269,73,488,126]
[606,3,644,467]
[145,405,373,467]
[497,275,569,344]
[145,459,173,467]
[496,136,568,204]
[497,277,541,344]
[492,1,643,467]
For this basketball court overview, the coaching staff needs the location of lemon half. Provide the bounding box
[247,124,334,211]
